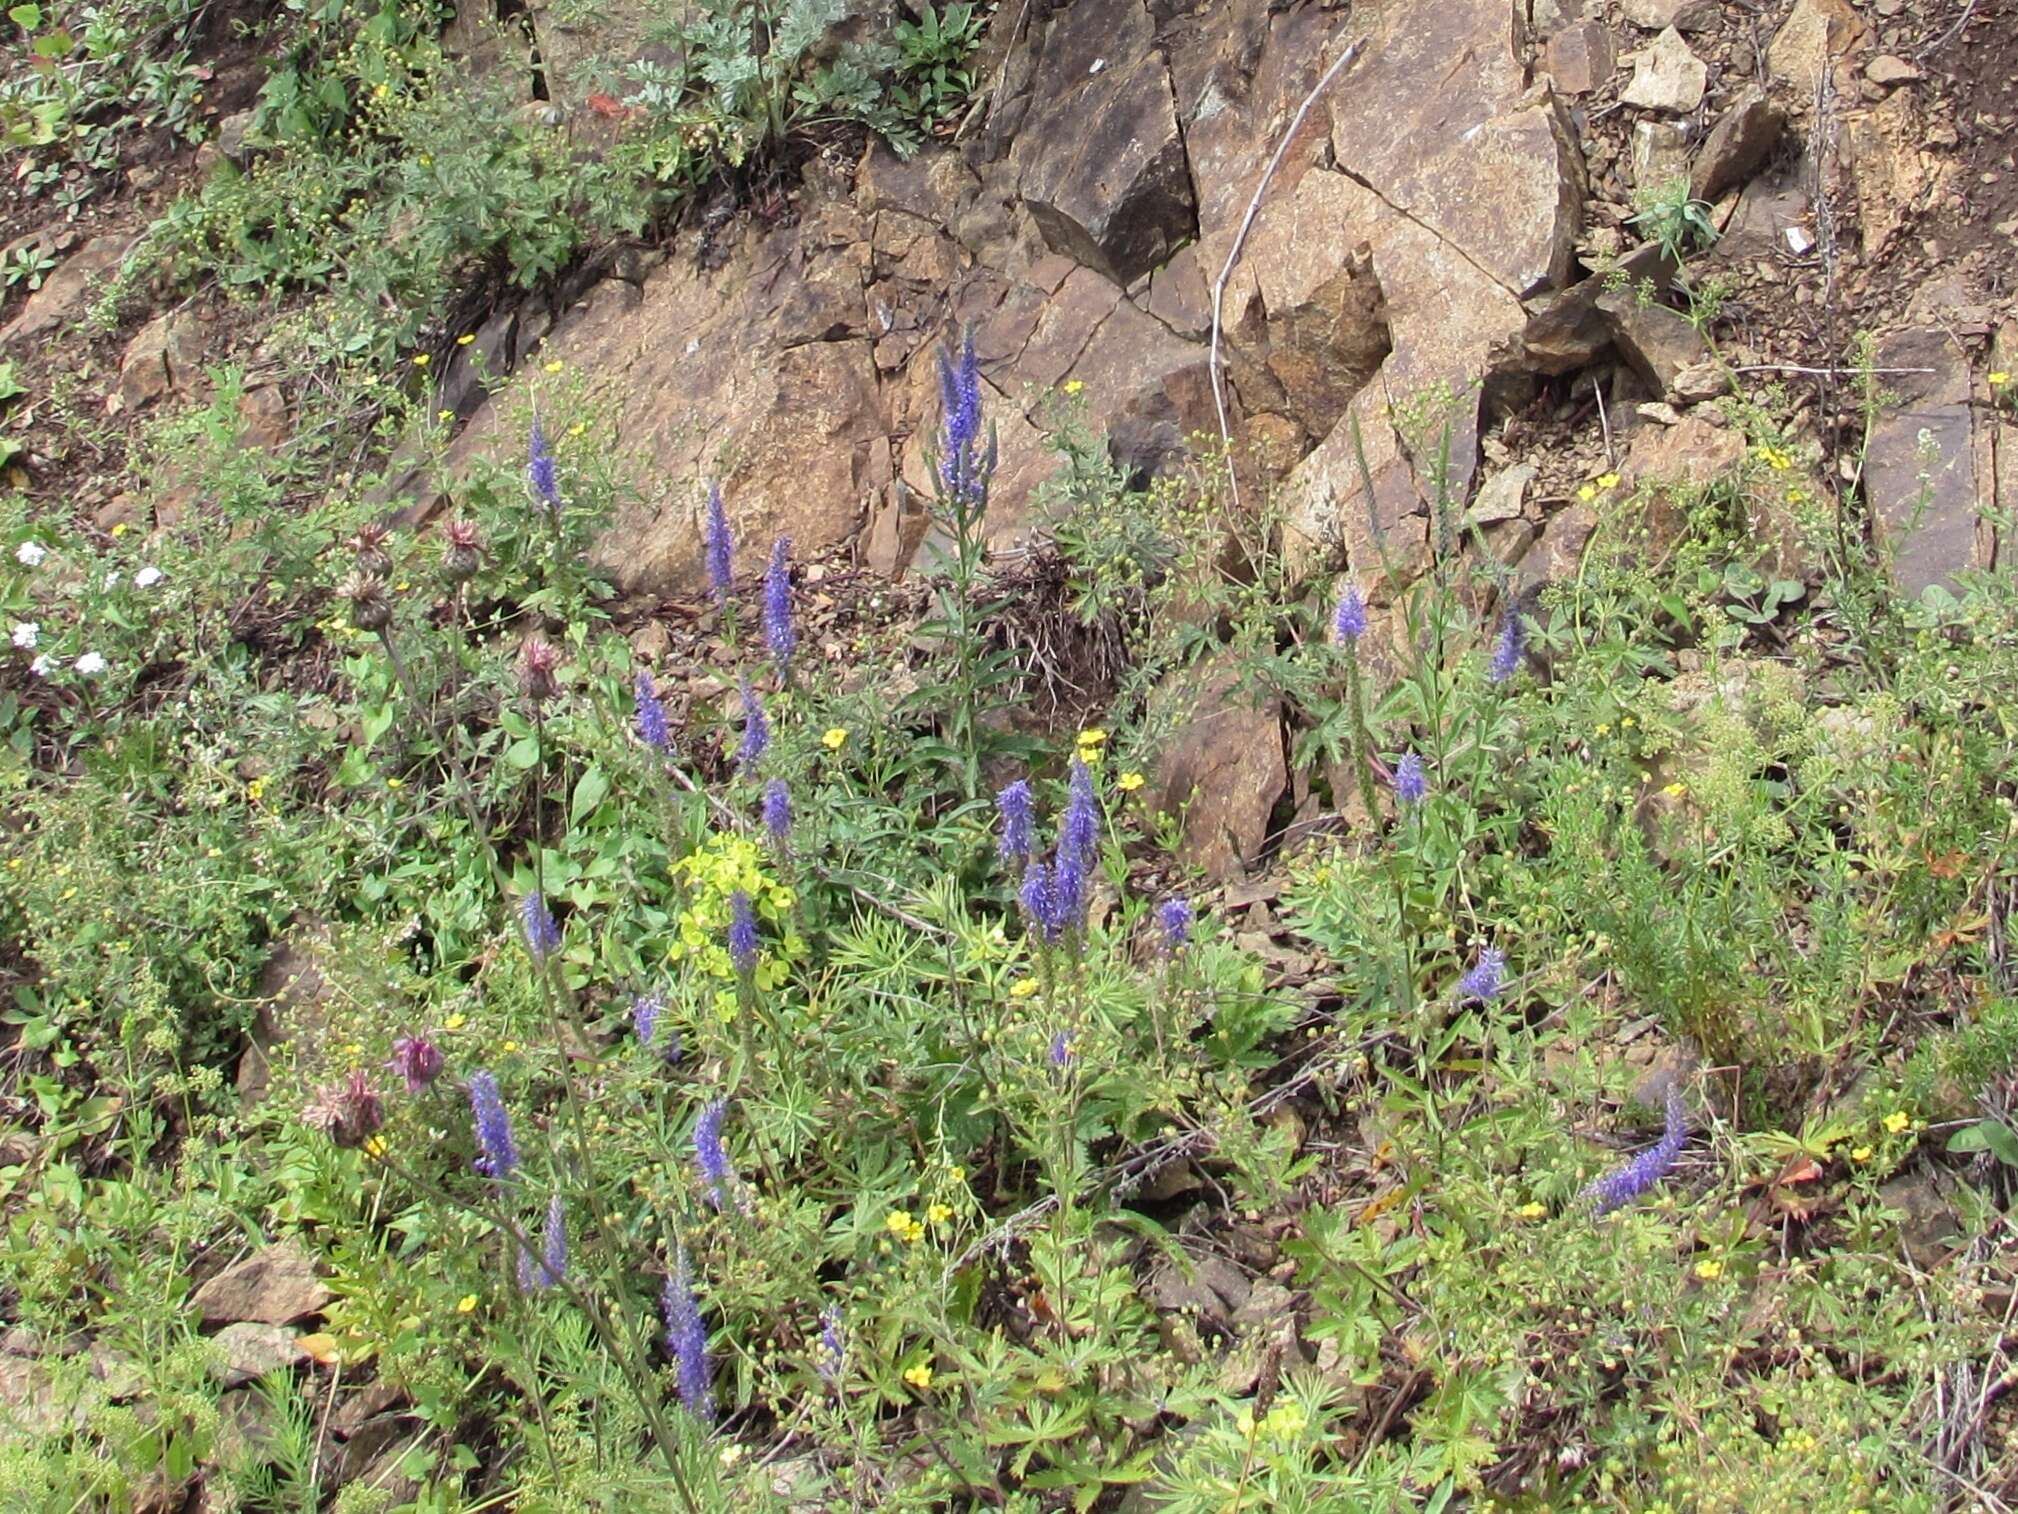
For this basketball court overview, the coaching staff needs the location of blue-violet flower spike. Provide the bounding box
[1157,897,1193,955]
[467,1070,519,1181]
[694,1097,732,1209]
[996,779,1034,867]
[521,891,562,963]
[1060,758,1099,867]
[1393,752,1427,806]
[662,1249,714,1423]
[528,417,559,510]
[736,679,769,774]
[762,779,792,846]
[816,1306,845,1384]
[1584,1084,1689,1215]
[1333,583,1366,645]
[634,669,671,752]
[1487,607,1525,685]
[727,891,760,977]
[763,537,796,667]
[703,482,732,604]
[1457,946,1506,1003]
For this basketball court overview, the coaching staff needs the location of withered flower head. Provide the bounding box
[441,518,482,583]
[348,522,394,578]
[338,572,393,633]
[519,636,564,703]
[304,1068,385,1149]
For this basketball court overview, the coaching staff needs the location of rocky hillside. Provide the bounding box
[2,0,2018,1510]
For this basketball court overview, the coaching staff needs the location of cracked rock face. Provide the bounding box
[1011,1,1198,288]
[453,0,1588,600]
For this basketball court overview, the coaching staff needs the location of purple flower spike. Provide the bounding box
[1052,844,1088,937]
[1049,1029,1075,1070]
[389,1033,444,1093]
[528,417,560,510]
[736,679,769,775]
[519,1193,566,1292]
[1019,861,1058,943]
[1393,752,1427,806]
[635,669,672,753]
[1487,607,1525,685]
[763,537,796,667]
[467,1070,519,1181]
[662,1248,714,1423]
[1333,583,1366,645]
[1156,897,1193,955]
[1584,1084,1689,1215]
[703,482,733,605]
[762,779,792,847]
[1060,758,1099,867]
[727,890,760,977]
[937,328,988,505]
[632,992,680,1063]
[996,779,1034,867]
[1457,946,1506,1003]
[694,1098,732,1209]
[816,1305,845,1384]
[521,892,562,963]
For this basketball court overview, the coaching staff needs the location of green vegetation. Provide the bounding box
[3,4,2017,1511]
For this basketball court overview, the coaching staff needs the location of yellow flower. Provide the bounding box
[457,333,476,347]
[1786,489,1807,505]
[1694,1260,1723,1281]
[362,1135,387,1159]
[567,422,586,437]
[501,1040,520,1054]
[1882,1109,1910,1134]
[1594,723,1610,738]
[1061,379,1084,396]
[386,777,404,789]
[1009,977,1040,999]
[1850,1146,1873,1163]
[110,522,128,537]
[437,408,454,422]
[1596,472,1620,490]
[1577,483,1598,503]
[543,359,564,374]
[456,1294,478,1314]
[1076,728,1108,749]
[4,858,19,871]
[1662,782,1688,799]
[926,1203,953,1227]
[948,1165,966,1183]
[1516,1201,1546,1220]
[1117,771,1145,792]
[822,727,849,750]
[903,1363,933,1390]
[1990,372,2011,387]
[411,353,430,368]
[885,1209,917,1237]
[445,1013,467,1031]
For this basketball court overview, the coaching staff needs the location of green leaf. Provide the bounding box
[9,5,43,30]
[1947,1119,2018,1166]
[570,764,609,826]
[504,735,542,769]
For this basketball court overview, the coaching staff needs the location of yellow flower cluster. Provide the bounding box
[667,833,802,1006]
[1235,1400,1308,1442]
[885,1209,926,1245]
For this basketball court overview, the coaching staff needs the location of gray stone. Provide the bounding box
[1012,3,1194,287]
[1769,0,1872,99]
[1470,463,1535,524]
[1147,655,1285,883]
[213,1323,307,1387]
[1631,119,1692,196]
[1621,27,1707,114]
[1865,54,1920,87]
[1543,21,1616,95]
[191,1240,334,1327]
[1621,413,1744,490]
[0,233,131,349]
[1690,89,1788,203]
[1598,295,1710,401]
[1863,327,1986,595]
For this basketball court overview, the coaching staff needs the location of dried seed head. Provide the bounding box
[348,522,394,577]
[338,572,393,632]
[519,636,563,703]
[441,518,482,583]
